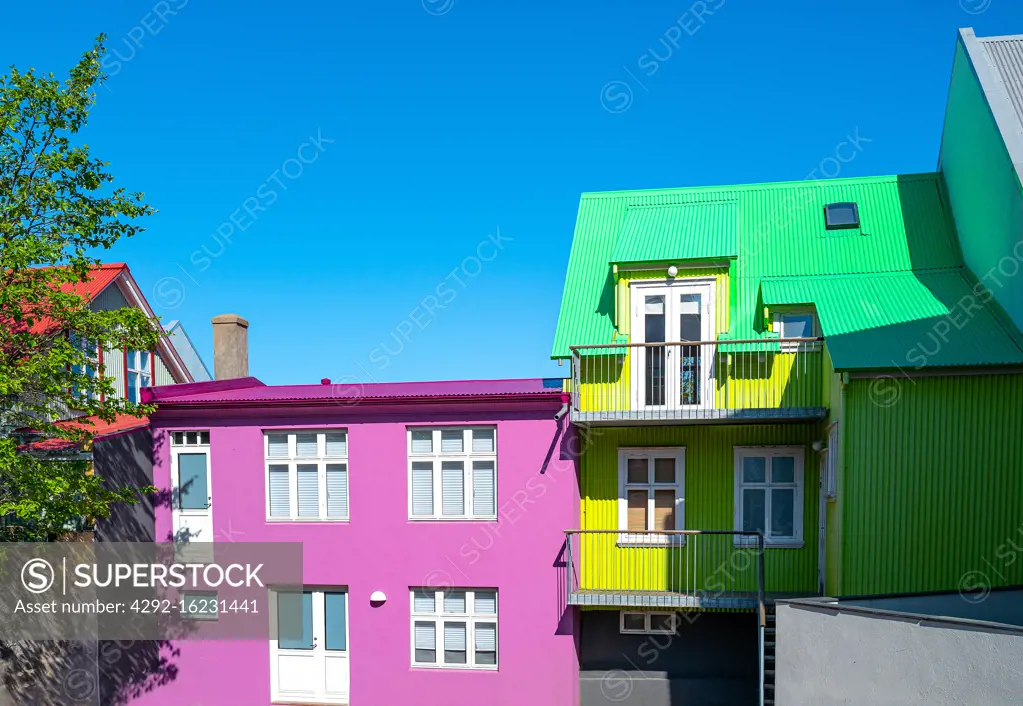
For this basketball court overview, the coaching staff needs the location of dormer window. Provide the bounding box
[824,202,859,230]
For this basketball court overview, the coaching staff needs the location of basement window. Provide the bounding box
[824,202,859,230]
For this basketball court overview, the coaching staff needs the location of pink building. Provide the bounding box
[137,375,579,706]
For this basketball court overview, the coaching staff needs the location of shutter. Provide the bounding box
[414,621,436,663]
[475,622,496,651]
[415,622,436,648]
[411,430,433,454]
[413,590,436,613]
[267,434,289,459]
[474,622,497,665]
[441,430,463,453]
[472,461,495,517]
[473,591,497,614]
[326,464,348,518]
[443,591,466,613]
[295,433,318,457]
[443,622,467,664]
[269,465,290,517]
[472,429,495,453]
[296,464,319,517]
[325,432,347,457]
[441,462,464,516]
[411,463,434,516]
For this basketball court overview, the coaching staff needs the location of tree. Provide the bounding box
[0,36,160,540]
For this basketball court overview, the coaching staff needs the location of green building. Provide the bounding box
[553,27,1023,706]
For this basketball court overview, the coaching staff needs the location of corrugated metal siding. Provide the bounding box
[941,40,1023,338]
[981,36,1023,132]
[154,353,175,386]
[581,424,820,595]
[823,345,843,596]
[842,374,1023,595]
[103,347,124,399]
[89,282,130,311]
[611,202,738,264]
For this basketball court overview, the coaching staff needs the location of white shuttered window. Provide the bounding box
[410,589,498,669]
[408,428,497,520]
[264,431,349,521]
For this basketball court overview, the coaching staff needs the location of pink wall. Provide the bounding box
[136,401,579,706]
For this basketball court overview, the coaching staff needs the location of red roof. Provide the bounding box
[21,414,149,453]
[59,263,127,301]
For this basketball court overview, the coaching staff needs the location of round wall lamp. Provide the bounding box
[370,591,387,606]
[667,265,679,278]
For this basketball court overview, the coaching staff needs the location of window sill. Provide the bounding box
[266,518,350,524]
[408,517,498,522]
[410,664,498,672]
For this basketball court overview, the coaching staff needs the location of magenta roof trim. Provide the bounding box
[148,377,566,406]
[142,377,266,404]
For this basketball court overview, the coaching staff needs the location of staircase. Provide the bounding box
[763,605,777,705]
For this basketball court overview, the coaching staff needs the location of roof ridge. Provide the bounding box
[579,173,942,199]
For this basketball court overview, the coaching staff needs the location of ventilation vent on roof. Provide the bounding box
[824,202,860,230]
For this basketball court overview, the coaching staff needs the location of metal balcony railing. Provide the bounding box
[569,338,827,424]
[564,529,765,612]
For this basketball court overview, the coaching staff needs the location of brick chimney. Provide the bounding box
[212,314,249,380]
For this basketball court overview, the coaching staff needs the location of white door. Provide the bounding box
[632,281,715,411]
[170,437,214,545]
[272,590,350,705]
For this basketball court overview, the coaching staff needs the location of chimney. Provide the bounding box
[212,314,249,380]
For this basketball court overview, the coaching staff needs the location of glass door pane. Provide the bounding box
[644,295,666,406]
[178,453,209,509]
[679,293,703,406]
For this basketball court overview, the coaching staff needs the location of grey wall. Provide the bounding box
[777,602,1023,706]
[579,611,758,706]
[843,588,1023,628]
[93,427,156,543]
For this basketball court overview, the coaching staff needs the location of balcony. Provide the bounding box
[569,338,827,425]
[564,529,765,611]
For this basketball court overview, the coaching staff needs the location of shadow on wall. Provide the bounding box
[94,427,157,543]
[0,640,180,706]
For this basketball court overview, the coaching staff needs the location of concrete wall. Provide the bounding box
[579,610,758,706]
[776,601,1023,705]
[843,588,1023,628]
[136,401,579,706]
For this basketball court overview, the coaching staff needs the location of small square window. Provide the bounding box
[824,202,859,229]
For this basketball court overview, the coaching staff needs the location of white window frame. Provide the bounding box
[733,446,805,548]
[824,422,838,500]
[409,588,498,670]
[125,349,152,403]
[619,611,679,635]
[617,447,686,545]
[407,427,497,521]
[773,310,822,351]
[264,430,349,522]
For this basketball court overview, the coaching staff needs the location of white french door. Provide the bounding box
[631,280,715,411]
[271,590,350,705]
[170,435,214,562]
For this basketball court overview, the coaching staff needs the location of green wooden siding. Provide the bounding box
[580,424,821,597]
[841,374,1023,595]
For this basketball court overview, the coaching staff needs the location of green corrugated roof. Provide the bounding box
[550,172,1023,369]
[610,202,738,264]
[760,272,1023,368]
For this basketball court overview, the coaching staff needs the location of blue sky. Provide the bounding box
[2,0,1021,385]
